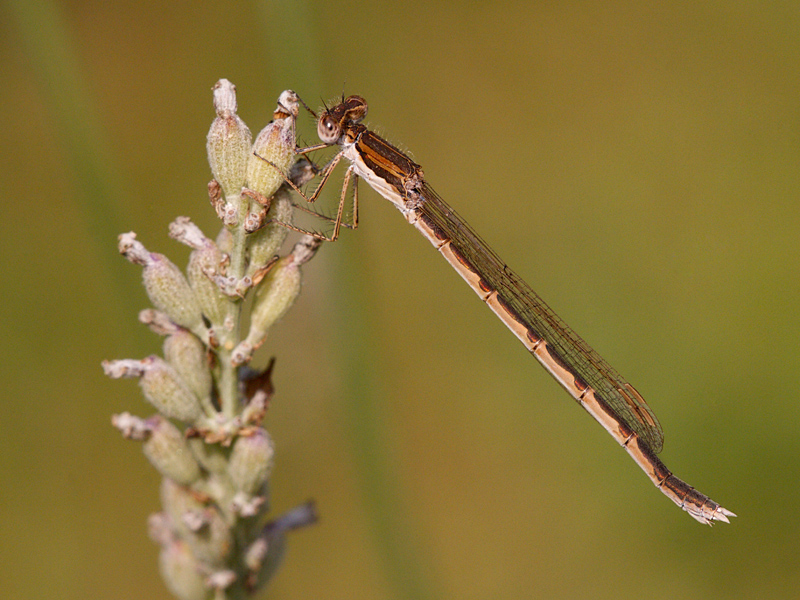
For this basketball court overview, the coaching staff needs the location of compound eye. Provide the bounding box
[318,117,340,144]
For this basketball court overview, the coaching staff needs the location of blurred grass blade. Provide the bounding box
[336,252,439,600]
[5,0,142,336]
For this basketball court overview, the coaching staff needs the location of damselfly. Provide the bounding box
[270,94,734,525]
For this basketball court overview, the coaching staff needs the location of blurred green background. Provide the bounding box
[2,1,797,598]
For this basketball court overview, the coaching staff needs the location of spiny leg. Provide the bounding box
[266,165,358,242]
[248,144,359,240]
[251,147,343,205]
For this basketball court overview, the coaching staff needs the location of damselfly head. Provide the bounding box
[317,95,369,144]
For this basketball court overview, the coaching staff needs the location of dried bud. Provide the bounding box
[208,272,252,298]
[245,90,299,201]
[161,479,233,567]
[163,331,212,412]
[207,79,252,200]
[159,540,209,600]
[239,254,301,353]
[229,428,274,495]
[197,518,235,566]
[244,536,268,573]
[161,477,204,528]
[139,309,181,336]
[230,341,255,366]
[143,415,202,485]
[231,490,267,518]
[246,191,294,277]
[118,233,206,335]
[148,511,174,547]
[102,358,147,378]
[168,216,209,249]
[111,412,150,440]
[240,359,275,426]
[206,570,236,592]
[182,241,228,326]
[140,356,204,423]
[243,206,267,234]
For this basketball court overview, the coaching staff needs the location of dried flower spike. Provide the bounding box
[104,82,319,599]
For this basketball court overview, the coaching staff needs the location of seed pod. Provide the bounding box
[245,90,299,201]
[143,254,205,333]
[229,428,274,495]
[159,540,209,600]
[186,506,233,567]
[163,330,212,406]
[140,356,203,423]
[186,241,227,326]
[242,255,301,350]
[207,79,252,200]
[246,191,293,276]
[161,477,204,529]
[160,478,234,567]
[118,233,206,334]
[143,416,201,485]
[168,216,228,327]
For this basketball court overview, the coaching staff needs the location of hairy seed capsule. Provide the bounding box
[242,255,301,349]
[140,356,203,423]
[247,191,293,275]
[143,416,201,485]
[164,330,212,406]
[229,428,274,495]
[186,241,227,327]
[160,478,234,567]
[245,90,299,201]
[142,253,205,333]
[118,233,206,335]
[159,540,209,600]
[207,79,252,200]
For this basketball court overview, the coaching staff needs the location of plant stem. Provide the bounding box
[219,200,249,419]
